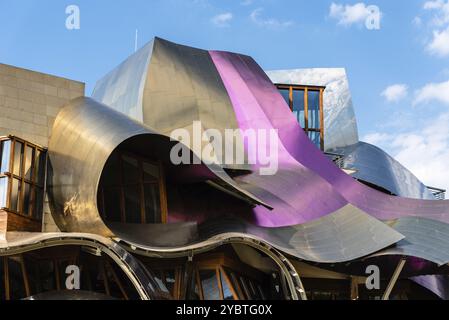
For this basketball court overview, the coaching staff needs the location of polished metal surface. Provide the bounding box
[371,217,449,266]
[47,96,267,237]
[109,204,404,264]
[266,68,359,151]
[411,275,449,300]
[92,41,154,122]
[93,37,248,170]
[0,232,171,300]
[332,142,435,200]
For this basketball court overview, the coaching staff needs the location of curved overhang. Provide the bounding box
[0,232,170,300]
[108,204,403,264]
[93,37,249,170]
[209,49,449,225]
[332,142,435,200]
[47,97,269,237]
[370,217,449,266]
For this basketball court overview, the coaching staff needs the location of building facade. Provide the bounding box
[0,38,448,300]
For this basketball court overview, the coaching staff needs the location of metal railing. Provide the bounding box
[426,186,446,200]
[325,152,345,169]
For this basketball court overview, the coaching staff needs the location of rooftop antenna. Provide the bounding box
[135,29,138,52]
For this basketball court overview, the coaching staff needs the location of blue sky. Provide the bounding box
[1,0,449,190]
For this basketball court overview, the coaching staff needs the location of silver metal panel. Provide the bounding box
[47,97,267,237]
[333,142,435,200]
[109,204,404,264]
[371,217,449,266]
[92,41,154,122]
[93,37,248,170]
[266,68,359,150]
[0,232,171,300]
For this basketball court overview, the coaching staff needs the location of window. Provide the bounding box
[98,150,168,224]
[0,136,46,220]
[276,84,325,150]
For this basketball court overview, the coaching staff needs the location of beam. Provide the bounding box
[382,258,406,300]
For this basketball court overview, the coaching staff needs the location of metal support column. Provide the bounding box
[382,258,406,300]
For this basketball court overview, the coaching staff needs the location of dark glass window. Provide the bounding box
[98,150,167,224]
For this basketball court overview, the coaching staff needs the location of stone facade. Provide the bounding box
[0,63,85,233]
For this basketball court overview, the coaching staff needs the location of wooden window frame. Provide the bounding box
[0,136,46,222]
[276,84,325,151]
[99,149,168,225]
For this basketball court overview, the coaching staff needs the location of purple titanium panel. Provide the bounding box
[209,50,449,224]
[208,51,348,226]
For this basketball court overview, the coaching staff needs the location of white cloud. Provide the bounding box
[363,132,393,145]
[414,79,449,106]
[427,26,449,56]
[250,8,294,28]
[329,2,379,26]
[211,12,233,27]
[363,112,449,192]
[381,84,409,103]
[424,0,449,25]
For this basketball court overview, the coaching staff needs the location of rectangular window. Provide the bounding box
[98,150,167,224]
[276,84,325,150]
[0,137,47,220]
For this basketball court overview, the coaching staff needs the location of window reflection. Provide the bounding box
[276,84,325,150]
[0,177,7,208]
[199,270,220,300]
[1,140,11,173]
[0,137,46,220]
[13,141,23,176]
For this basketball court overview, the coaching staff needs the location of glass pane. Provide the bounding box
[220,270,235,300]
[165,270,176,296]
[122,155,140,184]
[0,140,11,173]
[103,187,122,222]
[35,150,46,186]
[33,188,43,219]
[143,161,159,181]
[239,277,252,300]
[0,177,7,208]
[308,131,321,148]
[229,271,245,299]
[24,146,35,181]
[144,183,161,223]
[199,270,220,300]
[292,89,305,128]
[278,88,290,108]
[10,178,21,212]
[102,152,121,186]
[187,271,200,300]
[248,279,261,300]
[23,183,32,216]
[13,141,23,176]
[124,184,141,223]
[307,90,320,129]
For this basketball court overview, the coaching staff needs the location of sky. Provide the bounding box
[1,0,449,191]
